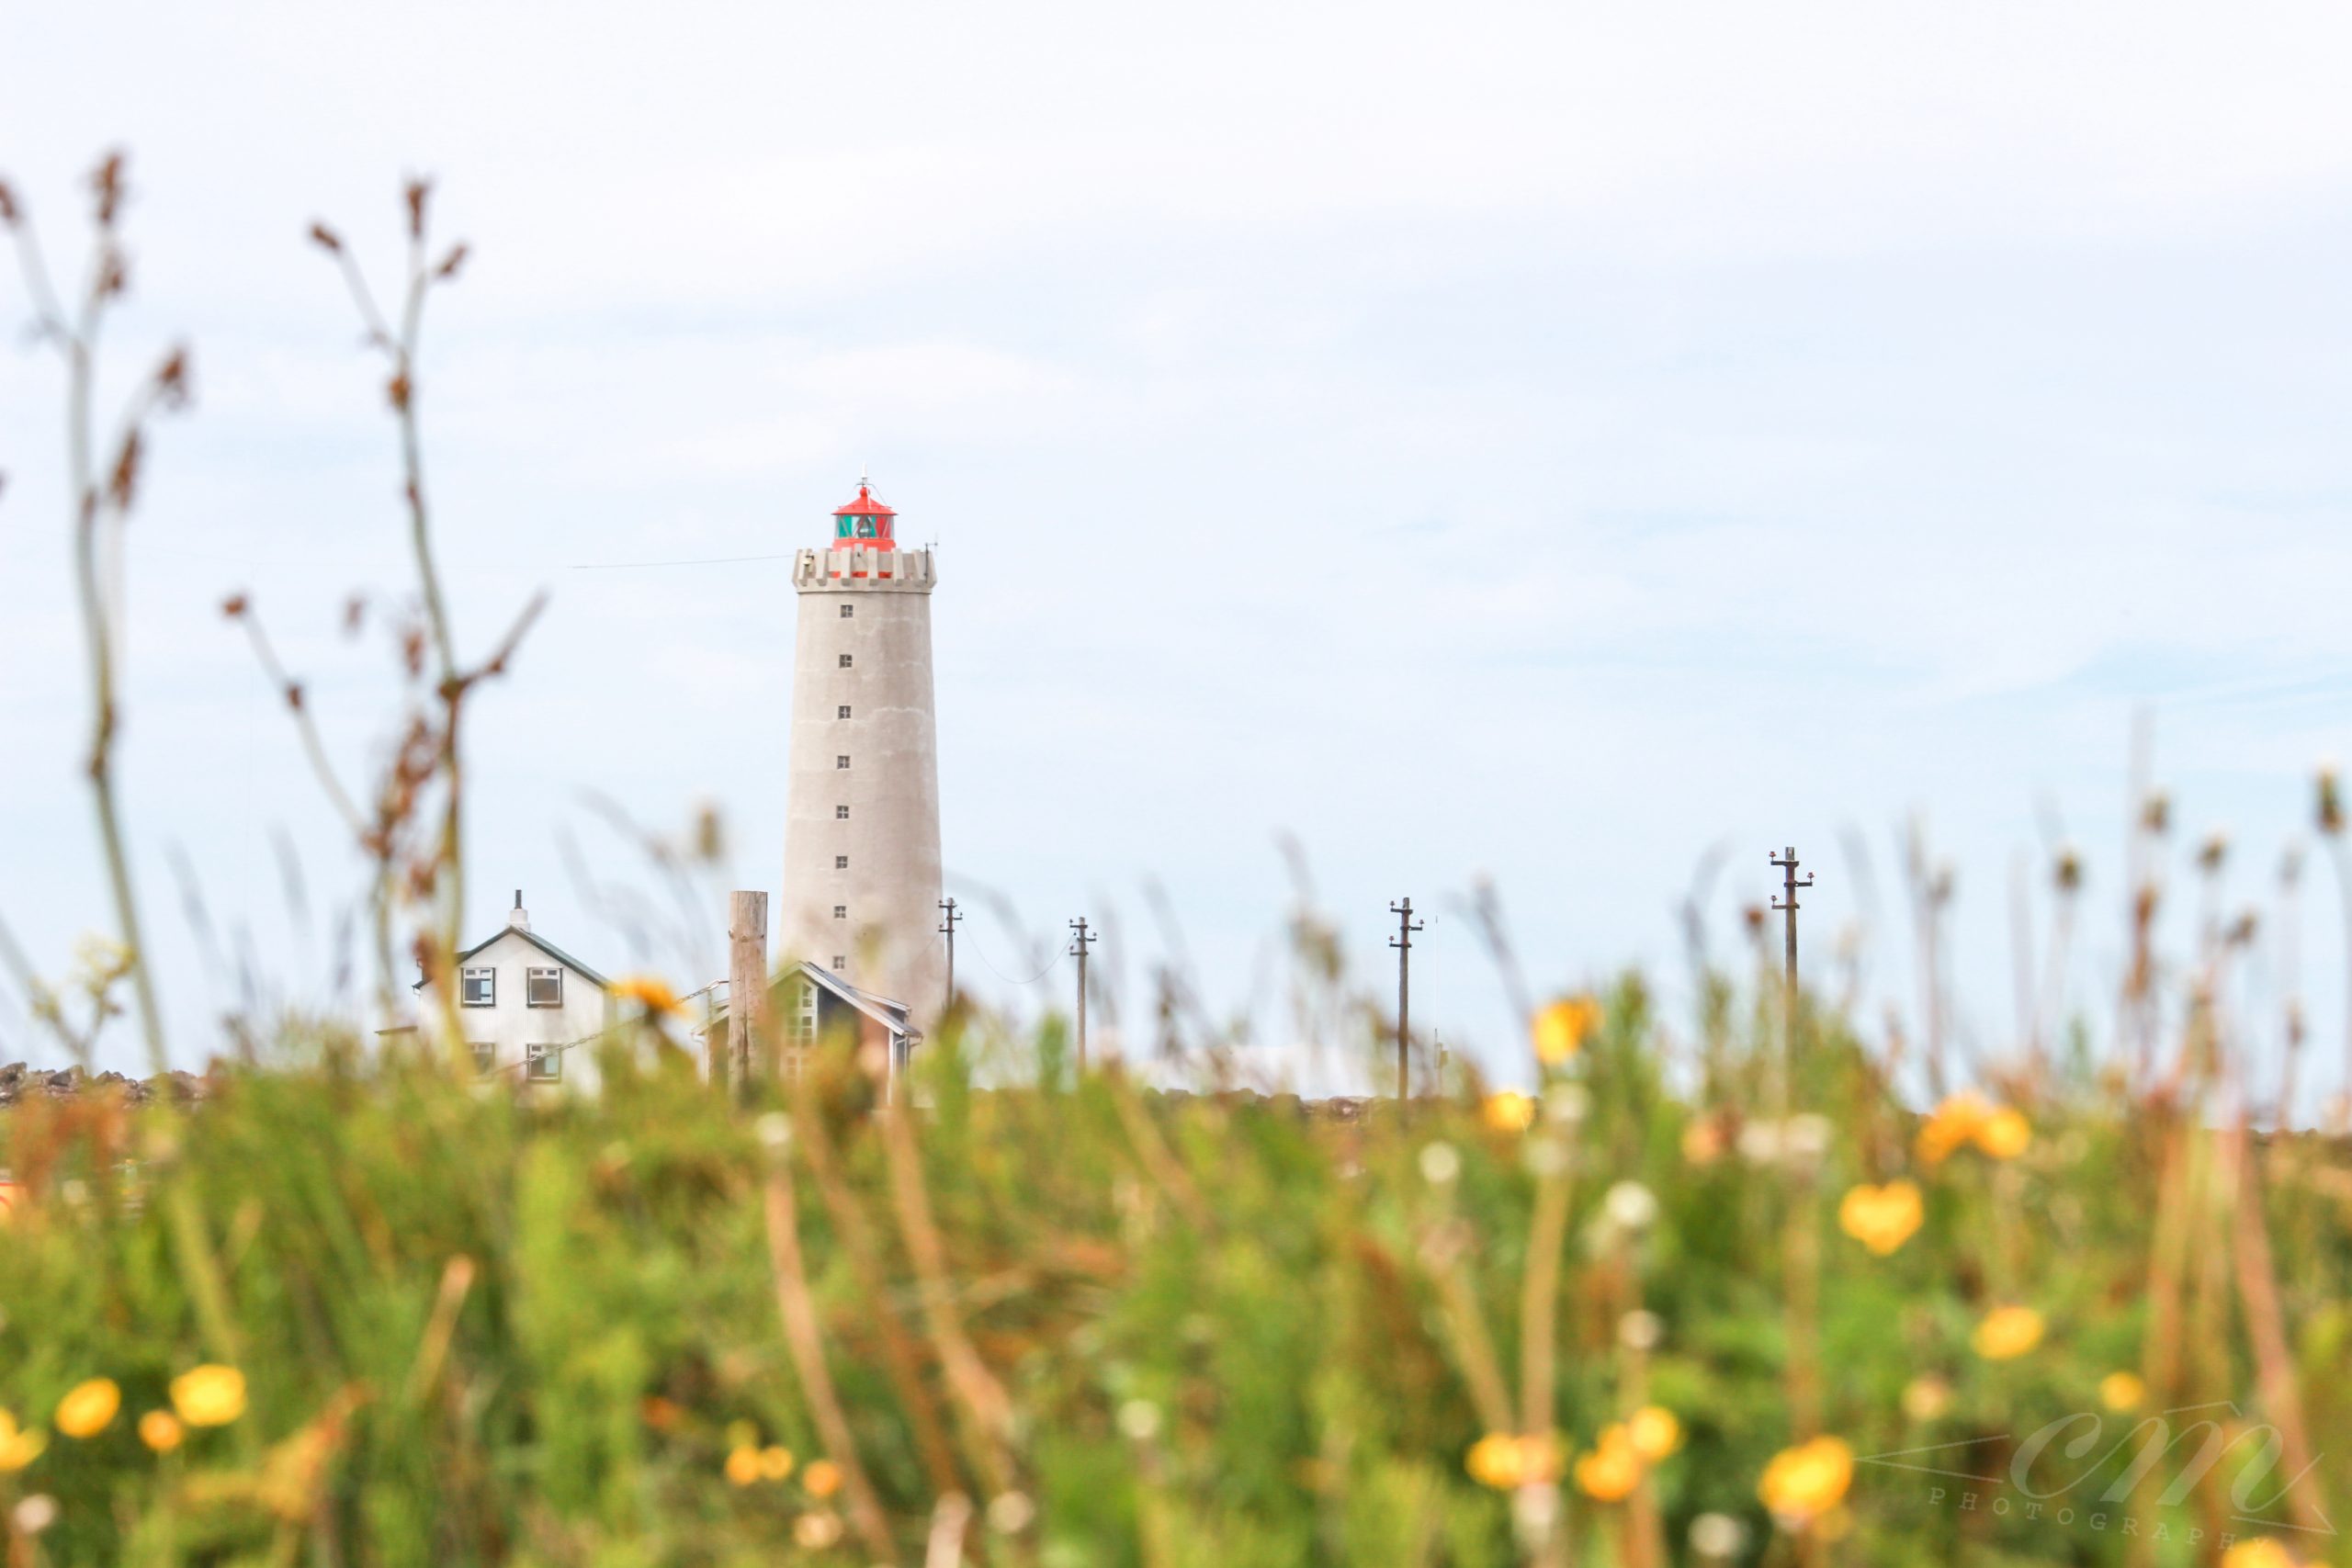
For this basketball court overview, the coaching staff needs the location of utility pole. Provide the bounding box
[1770,846,1813,997]
[1390,897,1423,1100]
[1069,918,1097,1072]
[938,897,961,1018]
[728,890,770,1090]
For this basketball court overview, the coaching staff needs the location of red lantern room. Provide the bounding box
[831,477,898,552]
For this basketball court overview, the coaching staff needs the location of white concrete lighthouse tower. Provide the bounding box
[778,478,944,1027]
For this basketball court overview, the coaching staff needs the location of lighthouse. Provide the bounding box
[778,477,944,1030]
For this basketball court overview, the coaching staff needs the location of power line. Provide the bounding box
[568,552,800,570]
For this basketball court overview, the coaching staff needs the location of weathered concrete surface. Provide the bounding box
[778,546,946,1034]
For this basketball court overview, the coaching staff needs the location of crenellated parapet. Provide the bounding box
[793,547,935,590]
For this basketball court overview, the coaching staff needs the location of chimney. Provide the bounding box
[509,889,529,931]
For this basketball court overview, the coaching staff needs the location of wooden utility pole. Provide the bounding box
[1390,897,1423,1100]
[938,897,961,1017]
[729,891,770,1089]
[1069,918,1097,1072]
[1769,847,1813,996]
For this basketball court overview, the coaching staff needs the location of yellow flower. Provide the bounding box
[55,1378,120,1439]
[1483,1092,1536,1133]
[1976,1107,2030,1159]
[802,1457,842,1498]
[138,1410,183,1453]
[611,975,685,1017]
[724,1444,763,1486]
[169,1364,247,1427]
[1466,1432,1525,1489]
[2099,1371,2146,1412]
[1758,1435,1853,1527]
[1971,1305,2045,1360]
[1917,1093,1991,1165]
[1627,1405,1682,1462]
[1532,997,1600,1065]
[1918,1093,2030,1163]
[0,1410,47,1472]
[1838,1180,1925,1256]
[1574,1426,1643,1501]
[2223,1540,2299,1568]
[758,1445,795,1481]
[1465,1431,1564,1490]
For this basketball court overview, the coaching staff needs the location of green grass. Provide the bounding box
[1,987,2346,1567]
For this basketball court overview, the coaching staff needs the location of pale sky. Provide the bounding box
[3,2,2349,1098]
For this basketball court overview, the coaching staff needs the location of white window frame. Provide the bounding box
[461,966,495,1007]
[526,966,563,1009]
[526,1042,562,1082]
[470,1041,494,1074]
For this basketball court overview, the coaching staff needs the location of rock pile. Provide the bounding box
[0,1062,208,1108]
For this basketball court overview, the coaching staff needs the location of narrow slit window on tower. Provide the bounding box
[835,854,848,870]
[836,754,850,770]
[840,603,854,618]
[839,653,853,668]
[832,905,847,919]
[836,805,850,819]
[838,705,851,719]
[831,956,846,971]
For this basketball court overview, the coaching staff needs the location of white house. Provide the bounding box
[401,894,615,1089]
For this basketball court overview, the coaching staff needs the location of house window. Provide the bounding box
[835,805,850,819]
[832,905,848,919]
[840,604,854,619]
[461,967,495,1007]
[836,754,850,770]
[526,967,562,1008]
[837,705,852,719]
[526,1043,561,1082]
[835,854,849,870]
[791,978,818,1043]
[838,653,853,668]
[470,1042,494,1073]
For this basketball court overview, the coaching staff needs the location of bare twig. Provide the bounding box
[758,1120,901,1565]
[2,154,189,1075]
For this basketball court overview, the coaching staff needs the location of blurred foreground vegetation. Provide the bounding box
[4,985,2349,1568]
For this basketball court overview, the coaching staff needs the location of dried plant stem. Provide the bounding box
[761,1153,900,1565]
[2327,836,2352,1113]
[790,1080,965,1499]
[2225,1120,2329,1537]
[6,169,182,1076]
[1419,1222,1516,1436]
[1516,1138,1575,1437]
[878,1089,1016,1493]
[1108,1069,1212,1231]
